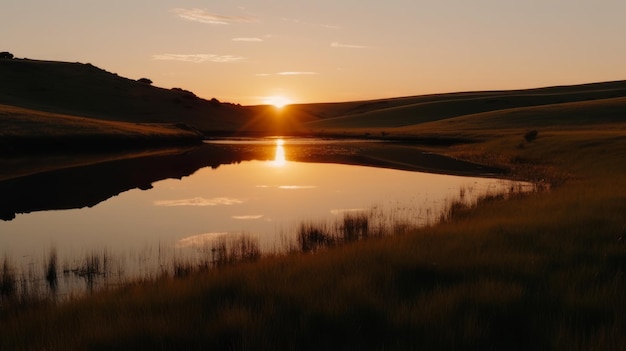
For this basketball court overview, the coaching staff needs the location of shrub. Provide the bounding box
[137,77,153,85]
[0,52,14,59]
[524,130,538,142]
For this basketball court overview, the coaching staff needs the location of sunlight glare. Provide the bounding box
[264,95,292,109]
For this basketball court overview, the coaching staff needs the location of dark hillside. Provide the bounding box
[0,58,250,133]
[1,57,625,138]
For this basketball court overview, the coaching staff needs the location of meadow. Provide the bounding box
[1,59,626,349]
[2,119,626,350]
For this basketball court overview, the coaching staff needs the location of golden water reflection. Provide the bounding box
[270,138,286,167]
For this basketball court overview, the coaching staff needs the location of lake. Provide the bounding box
[0,138,531,296]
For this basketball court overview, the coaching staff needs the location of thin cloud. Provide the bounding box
[277,71,318,76]
[232,215,264,220]
[281,17,303,24]
[154,197,245,207]
[172,8,257,25]
[278,185,317,189]
[321,24,342,29]
[176,232,227,248]
[331,42,371,49]
[152,54,245,63]
[257,72,319,77]
[232,37,264,42]
[330,208,367,215]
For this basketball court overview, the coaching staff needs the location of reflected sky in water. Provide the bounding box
[0,139,523,276]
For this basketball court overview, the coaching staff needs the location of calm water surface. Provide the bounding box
[0,139,530,295]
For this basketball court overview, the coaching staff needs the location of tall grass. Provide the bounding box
[2,129,626,350]
[1,256,16,302]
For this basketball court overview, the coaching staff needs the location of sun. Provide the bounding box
[263,95,292,109]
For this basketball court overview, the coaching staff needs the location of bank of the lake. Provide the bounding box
[2,127,625,350]
[1,139,525,297]
[0,104,206,156]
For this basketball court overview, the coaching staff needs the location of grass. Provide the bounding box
[1,125,626,350]
[0,58,250,134]
[1,66,626,349]
[0,104,205,154]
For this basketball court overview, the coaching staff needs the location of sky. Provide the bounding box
[2,0,626,105]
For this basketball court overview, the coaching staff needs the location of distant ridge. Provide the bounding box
[297,80,626,131]
[1,55,625,140]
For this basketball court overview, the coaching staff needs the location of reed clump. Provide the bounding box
[297,221,335,252]
[297,211,388,253]
[44,249,58,293]
[0,257,17,302]
[211,235,262,268]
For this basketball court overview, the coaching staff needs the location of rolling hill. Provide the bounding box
[0,57,254,135]
[2,56,626,149]
[298,80,626,135]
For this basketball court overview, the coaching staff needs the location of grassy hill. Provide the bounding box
[0,58,255,136]
[297,80,626,136]
[0,104,206,152]
[2,56,625,144]
[2,58,626,349]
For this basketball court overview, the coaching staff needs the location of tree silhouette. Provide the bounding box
[0,52,14,59]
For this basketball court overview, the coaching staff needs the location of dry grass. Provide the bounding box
[2,123,626,350]
[303,80,626,134]
[0,104,200,138]
[2,72,626,349]
[0,104,204,153]
[0,58,249,133]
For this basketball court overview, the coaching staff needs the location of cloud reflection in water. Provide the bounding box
[154,197,245,207]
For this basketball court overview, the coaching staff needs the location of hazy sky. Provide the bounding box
[2,0,625,105]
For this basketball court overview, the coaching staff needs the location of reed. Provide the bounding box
[44,248,58,294]
[0,256,16,301]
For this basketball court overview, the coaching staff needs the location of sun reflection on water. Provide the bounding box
[270,138,286,167]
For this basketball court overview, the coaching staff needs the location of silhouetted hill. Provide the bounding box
[2,56,625,142]
[0,58,250,133]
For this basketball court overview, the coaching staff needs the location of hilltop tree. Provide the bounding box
[524,130,539,142]
[137,77,153,85]
[0,52,14,59]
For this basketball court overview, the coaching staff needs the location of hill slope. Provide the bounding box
[299,80,626,133]
[2,57,625,141]
[0,104,204,152]
[0,58,250,133]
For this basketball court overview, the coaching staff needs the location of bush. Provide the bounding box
[524,130,538,142]
[0,52,14,59]
[137,77,153,85]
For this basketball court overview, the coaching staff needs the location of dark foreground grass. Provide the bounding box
[1,130,626,350]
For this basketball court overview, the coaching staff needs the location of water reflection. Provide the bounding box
[0,139,528,296]
[270,138,286,167]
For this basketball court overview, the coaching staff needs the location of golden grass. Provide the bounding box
[2,122,626,350]
[0,104,199,138]
[0,58,249,133]
[0,104,205,156]
[303,81,626,133]
[2,74,626,349]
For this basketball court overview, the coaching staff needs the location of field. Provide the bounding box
[2,113,626,350]
[1,59,626,350]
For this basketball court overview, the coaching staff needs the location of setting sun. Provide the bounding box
[263,95,292,109]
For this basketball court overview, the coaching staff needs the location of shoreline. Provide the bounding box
[0,138,511,183]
